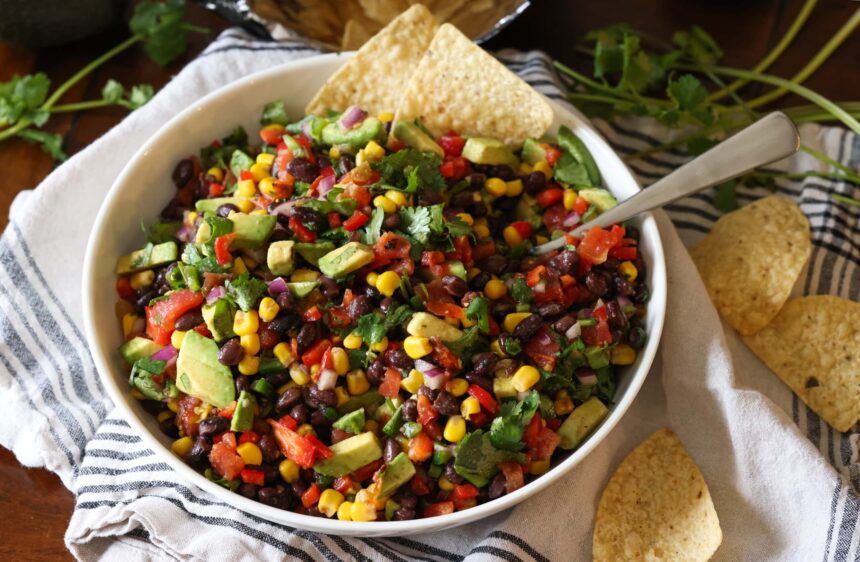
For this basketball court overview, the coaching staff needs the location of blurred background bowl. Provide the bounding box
[0,0,124,48]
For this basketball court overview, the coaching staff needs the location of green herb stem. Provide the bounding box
[799,144,860,178]
[832,194,860,208]
[554,61,672,107]
[749,170,860,184]
[49,99,117,113]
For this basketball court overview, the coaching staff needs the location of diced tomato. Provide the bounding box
[423,501,455,518]
[467,384,498,415]
[429,336,461,371]
[450,483,479,502]
[305,434,334,460]
[301,339,330,367]
[536,187,564,208]
[267,419,316,469]
[408,432,434,462]
[523,414,541,446]
[373,232,411,266]
[410,474,430,496]
[498,462,525,494]
[116,276,135,299]
[327,212,342,229]
[293,134,315,164]
[449,235,473,267]
[301,484,321,508]
[421,250,446,266]
[176,395,202,437]
[260,125,285,145]
[438,132,465,157]
[288,216,317,243]
[379,368,402,399]
[240,170,254,182]
[343,210,369,231]
[469,410,490,428]
[542,204,567,232]
[546,418,562,431]
[352,459,383,482]
[577,226,620,265]
[239,431,260,444]
[333,475,354,495]
[240,468,265,486]
[209,182,225,197]
[214,233,236,266]
[209,439,245,481]
[424,301,465,321]
[526,265,546,287]
[416,395,438,427]
[145,289,205,345]
[218,400,237,420]
[594,305,608,322]
[527,425,561,461]
[303,305,323,322]
[423,420,442,441]
[573,195,589,216]
[342,183,372,208]
[609,245,638,261]
[326,307,352,330]
[274,149,294,182]
[472,239,496,262]
[341,165,379,186]
[440,157,468,180]
[582,319,612,346]
[278,414,298,431]
[541,144,561,166]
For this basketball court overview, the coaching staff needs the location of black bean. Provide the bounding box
[503,259,521,274]
[549,250,579,275]
[266,372,289,390]
[306,385,337,408]
[393,508,417,521]
[478,255,507,275]
[379,297,393,314]
[275,291,293,310]
[472,352,498,376]
[535,302,565,318]
[401,399,418,422]
[187,436,211,467]
[362,285,381,302]
[491,164,516,181]
[305,506,324,518]
[318,276,340,299]
[316,154,332,170]
[194,175,211,200]
[513,314,543,340]
[160,197,186,220]
[276,387,303,413]
[257,486,289,509]
[464,371,493,392]
[290,205,324,230]
[417,189,444,206]
[523,171,547,195]
[269,228,291,243]
[235,374,251,395]
[290,481,308,498]
[441,275,468,298]
[614,275,634,297]
[488,473,507,499]
[552,314,577,334]
[218,338,244,366]
[634,283,650,304]
[627,326,647,348]
[519,256,545,272]
[257,464,279,484]
[606,299,628,329]
[450,191,476,208]
[216,203,239,217]
[433,391,459,416]
[311,408,333,427]
[286,157,318,183]
[336,155,354,176]
[585,270,610,296]
[394,489,417,509]
[444,462,464,484]
[383,213,401,230]
[491,301,516,318]
[296,323,320,354]
[384,348,414,371]
[417,385,440,402]
[198,415,230,440]
[259,434,281,463]
[600,258,621,272]
[159,416,179,438]
[469,271,490,291]
[347,294,371,320]
[172,158,194,188]
[135,290,158,313]
[366,359,386,385]
[383,438,401,463]
[174,309,203,331]
[289,403,309,425]
[466,173,486,190]
[238,483,259,499]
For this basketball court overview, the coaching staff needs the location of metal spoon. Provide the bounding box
[531,111,800,255]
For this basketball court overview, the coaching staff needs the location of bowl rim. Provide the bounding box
[82,52,666,536]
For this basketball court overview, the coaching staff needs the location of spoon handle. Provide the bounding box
[532,111,799,255]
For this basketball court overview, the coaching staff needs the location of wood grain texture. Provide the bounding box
[0,1,857,559]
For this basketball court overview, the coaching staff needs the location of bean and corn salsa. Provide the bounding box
[115,101,649,521]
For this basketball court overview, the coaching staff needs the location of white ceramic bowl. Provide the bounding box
[82,53,666,537]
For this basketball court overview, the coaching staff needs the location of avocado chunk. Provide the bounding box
[558,125,602,185]
[267,240,296,276]
[391,120,444,157]
[116,241,178,274]
[286,281,319,299]
[332,409,365,434]
[447,260,467,281]
[577,188,617,213]
[175,330,235,408]
[228,213,277,250]
[377,452,416,497]
[520,138,547,165]
[230,390,256,432]
[195,197,246,214]
[321,117,385,148]
[230,149,255,178]
[557,397,609,450]
[318,242,374,279]
[336,390,383,415]
[406,312,463,342]
[201,298,236,343]
[313,432,383,477]
[295,241,335,267]
[462,137,520,168]
[514,193,543,231]
[119,337,163,365]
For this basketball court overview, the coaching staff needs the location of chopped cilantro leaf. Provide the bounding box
[465,297,490,333]
[260,100,290,125]
[373,149,445,193]
[362,206,385,245]
[510,278,533,305]
[225,272,267,312]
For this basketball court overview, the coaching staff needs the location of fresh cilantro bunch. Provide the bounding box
[0,0,205,162]
[557,1,860,210]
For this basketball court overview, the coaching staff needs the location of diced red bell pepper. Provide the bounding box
[378,368,402,399]
[260,125,285,145]
[303,306,323,322]
[423,501,455,518]
[343,210,369,232]
[541,144,561,166]
[240,468,265,486]
[510,221,533,240]
[536,187,564,208]
[267,419,316,469]
[408,432,434,463]
[573,195,589,216]
[239,431,260,444]
[326,307,352,330]
[240,170,254,182]
[289,216,317,243]
[416,395,438,427]
[471,240,496,262]
[301,484,321,508]
[438,132,465,157]
[609,245,638,261]
[209,438,245,481]
[526,265,546,288]
[327,212,342,228]
[410,474,430,496]
[424,302,465,321]
[305,434,334,460]
[214,233,236,266]
[449,235,473,267]
[278,414,298,431]
[145,289,205,345]
[450,483,479,503]
[209,183,225,197]
[352,459,383,482]
[440,157,468,180]
[467,384,498,415]
[301,338,331,367]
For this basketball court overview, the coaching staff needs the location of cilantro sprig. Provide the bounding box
[0,0,205,161]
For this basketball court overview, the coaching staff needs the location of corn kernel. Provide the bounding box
[297,423,315,437]
[156,411,173,424]
[289,363,310,385]
[563,190,577,211]
[610,344,637,365]
[249,162,270,182]
[473,224,490,239]
[512,365,540,392]
[373,195,397,214]
[505,179,524,197]
[347,370,370,395]
[533,160,552,179]
[375,271,400,297]
[363,419,378,433]
[237,179,257,198]
[619,261,638,282]
[384,190,407,208]
[186,211,199,227]
[518,162,534,175]
[438,476,455,491]
[231,257,248,276]
[337,501,354,521]
[233,310,259,336]
[554,389,574,416]
[461,396,481,418]
[194,221,212,245]
[236,199,255,213]
[257,297,280,323]
[370,336,389,353]
[401,369,424,394]
[455,212,474,226]
[329,146,341,159]
[170,330,186,350]
[334,386,350,406]
[365,272,379,288]
[122,313,139,338]
[310,364,321,376]
[529,459,551,475]
[378,111,394,123]
[484,177,507,197]
[443,415,466,443]
[291,268,320,282]
[503,312,532,333]
[490,340,508,357]
[171,436,193,456]
[250,208,268,216]
[484,279,507,300]
[279,459,300,483]
[535,235,549,245]
[240,333,261,356]
[256,152,275,167]
[355,149,368,167]
[318,489,345,517]
[238,354,260,375]
[273,342,294,367]
[403,336,432,359]
[448,378,469,397]
[206,167,224,182]
[167,399,179,413]
[503,225,524,247]
[129,270,155,290]
[343,333,363,350]
[467,267,481,281]
[236,442,263,465]
[330,347,350,375]
[257,176,277,197]
[351,501,377,522]
[364,140,386,161]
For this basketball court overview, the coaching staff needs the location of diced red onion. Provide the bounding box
[317,368,338,390]
[271,197,309,216]
[415,359,446,389]
[562,212,581,229]
[206,286,225,304]
[316,174,336,198]
[301,120,313,139]
[617,296,633,309]
[576,308,593,320]
[594,298,605,310]
[176,225,194,243]
[576,370,598,386]
[339,106,367,129]
[533,280,546,293]
[565,322,582,340]
[424,373,446,390]
[151,345,177,361]
[268,277,288,297]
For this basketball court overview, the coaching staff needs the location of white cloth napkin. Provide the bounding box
[1,29,858,561]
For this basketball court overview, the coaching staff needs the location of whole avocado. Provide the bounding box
[0,0,122,48]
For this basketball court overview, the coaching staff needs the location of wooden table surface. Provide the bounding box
[0,0,856,558]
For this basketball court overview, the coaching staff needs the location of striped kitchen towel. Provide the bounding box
[1,28,859,561]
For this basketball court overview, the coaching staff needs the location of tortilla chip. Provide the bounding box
[690,195,811,335]
[593,429,722,562]
[743,295,860,432]
[306,4,438,116]
[393,23,553,146]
